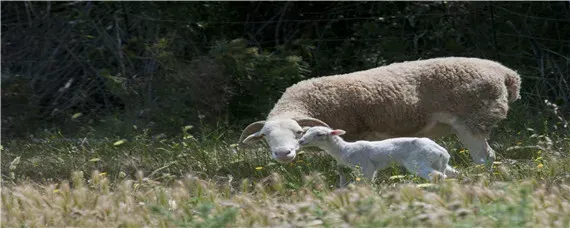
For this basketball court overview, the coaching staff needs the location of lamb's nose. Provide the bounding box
[298,139,305,145]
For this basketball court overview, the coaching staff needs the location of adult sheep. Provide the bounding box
[238,57,521,168]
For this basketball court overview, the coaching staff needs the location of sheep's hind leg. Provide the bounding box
[339,173,348,188]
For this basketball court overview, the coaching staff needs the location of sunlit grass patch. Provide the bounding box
[1,102,569,226]
[3,170,570,227]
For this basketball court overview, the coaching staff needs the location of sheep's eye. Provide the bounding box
[316,133,325,137]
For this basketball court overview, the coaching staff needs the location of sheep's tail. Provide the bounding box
[504,71,522,103]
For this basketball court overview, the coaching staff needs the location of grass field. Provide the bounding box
[2,103,570,227]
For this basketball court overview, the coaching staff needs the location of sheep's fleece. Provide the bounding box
[238,57,521,167]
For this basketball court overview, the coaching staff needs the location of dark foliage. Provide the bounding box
[2,1,569,138]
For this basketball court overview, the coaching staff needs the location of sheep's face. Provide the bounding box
[239,118,330,163]
[299,126,346,147]
[242,120,305,163]
[263,120,306,163]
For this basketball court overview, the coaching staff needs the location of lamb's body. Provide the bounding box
[239,57,521,167]
[299,127,458,185]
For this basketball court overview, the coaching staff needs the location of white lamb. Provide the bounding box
[298,126,459,186]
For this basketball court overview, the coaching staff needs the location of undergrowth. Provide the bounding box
[3,170,570,227]
[1,102,569,227]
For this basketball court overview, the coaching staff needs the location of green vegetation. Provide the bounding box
[3,2,569,138]
[4,169,570,227]
[2,103,569,227]
[2,2,570,227]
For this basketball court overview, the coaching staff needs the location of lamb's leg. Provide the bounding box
[438,157,449,174]
[402,162,434,181]
[445,165,459,178]
[361,163,377,182]
[402,161,419,177]
[337,166,350,188]
[438,155,458,178]
[452,124,495,170]
[418,166,445,183]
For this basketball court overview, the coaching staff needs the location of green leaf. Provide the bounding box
[389,175,407,180]
[416,183,435,188]
[113,140,126,146]
[71,113,83,119]
[10,156,21,170]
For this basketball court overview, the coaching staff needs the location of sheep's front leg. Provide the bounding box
[339,173,348,187]
[453,124,495,170]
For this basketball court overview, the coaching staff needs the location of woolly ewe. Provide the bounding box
[239,57,521,168]
[298,126,458,185]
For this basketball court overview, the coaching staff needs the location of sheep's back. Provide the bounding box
[270,57,517,137]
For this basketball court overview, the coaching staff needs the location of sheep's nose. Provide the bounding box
[275,149,292,157]
[273,148,296,163]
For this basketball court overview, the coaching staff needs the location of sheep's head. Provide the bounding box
[298,126,346,147]
[238,117,329,163]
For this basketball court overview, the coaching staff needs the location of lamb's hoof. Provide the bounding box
[429,171,445,183]
[445,171,459,179]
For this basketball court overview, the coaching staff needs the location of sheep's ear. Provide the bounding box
[294,117,330,128]
[242,131,264,144]
[330,129,346,136]
[239,121,265,144]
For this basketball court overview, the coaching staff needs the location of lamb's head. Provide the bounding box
[298,126,346,147]
[239,117,329,163]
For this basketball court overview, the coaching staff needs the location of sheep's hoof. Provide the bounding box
[484,158,495,172]
[485,150,496,171]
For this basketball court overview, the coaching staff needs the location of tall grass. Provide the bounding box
[3,169,570,227]
[2,101,569,227]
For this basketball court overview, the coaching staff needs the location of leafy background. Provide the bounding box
[2,1,569,139]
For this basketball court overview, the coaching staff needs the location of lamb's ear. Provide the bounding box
[330,129,346,136]
[294,117,330,128]
[238,121,265,144]
[302,126,311,132]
